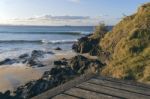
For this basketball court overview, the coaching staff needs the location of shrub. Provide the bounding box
[91,23,108,39]
[101,3,150,83]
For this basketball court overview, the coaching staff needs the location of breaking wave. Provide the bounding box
[0,39,77,44]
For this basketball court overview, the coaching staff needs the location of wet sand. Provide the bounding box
[0,65,43,93]
[0,51,76,93]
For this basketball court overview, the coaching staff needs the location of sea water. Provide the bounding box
[0,25,94,61]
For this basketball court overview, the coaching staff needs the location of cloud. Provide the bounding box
[33,15,90,20]
[0,14,119,26]
[68,0,80,3]
[2,15,100,26]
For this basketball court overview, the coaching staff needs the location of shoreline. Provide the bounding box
[0,50,76,93]
[0,66,43,93]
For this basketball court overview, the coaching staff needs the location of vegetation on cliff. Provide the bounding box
[72,23,109,56]
[100,3,150,83]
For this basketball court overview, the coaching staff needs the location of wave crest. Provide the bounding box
[0,39,77,44]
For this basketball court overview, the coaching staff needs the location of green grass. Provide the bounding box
[99,3,150,84]
[90,23,108,39]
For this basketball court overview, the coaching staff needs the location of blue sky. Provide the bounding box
[0,0,149,26]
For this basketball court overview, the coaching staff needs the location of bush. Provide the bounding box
[101,3,150,83]
[91,23,108,39]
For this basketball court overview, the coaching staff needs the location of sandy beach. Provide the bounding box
[0,51,76,93]
[0,65,43,93]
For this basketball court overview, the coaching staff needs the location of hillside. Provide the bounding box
[100,3,150,83]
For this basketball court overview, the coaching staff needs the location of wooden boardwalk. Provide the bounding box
[32,74,150,99]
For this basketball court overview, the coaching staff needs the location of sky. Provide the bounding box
[0,0,149,26]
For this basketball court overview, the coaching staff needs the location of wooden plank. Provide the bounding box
[31,73,95,99]
[77,82,150,99]
[52,94,79,99]
[95,76,150,89]
[88,78,150,95]
[64,88,120,99]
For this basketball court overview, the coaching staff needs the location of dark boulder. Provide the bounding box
[72,34,100,55]
[69,55,104,74]
[14,66,76,98]
[26,50,47,67]
[0,91,17,99]
[18,53,30,64]
[0,50,53,67]
[31,50,45,58]
[19,53,29,59]
[69,55,89,73]
[47,51,55,54]
[54,58,68,66]
[13,55,104,99]
[54,47,62,50]
[27,59,45,67]
[0,58,19,65]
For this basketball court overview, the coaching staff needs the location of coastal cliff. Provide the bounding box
[100,3,150,83]
[72,3,150,83]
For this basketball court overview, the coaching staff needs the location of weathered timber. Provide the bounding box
[52,94,79,99]
[31,72,96,99]
[88,78,150,96]
[64,88,120,99]
[31,74,150,99]
[77,82,150,99]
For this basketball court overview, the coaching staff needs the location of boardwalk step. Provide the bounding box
[32,75,150,99]
[95,76,150,89]
[88,78,150,96]
[52,94,79,99]
[64,88,120,99]
[77,82,150,99]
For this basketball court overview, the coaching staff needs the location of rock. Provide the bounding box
[54,47,62,50]
[12,55,104,98]
[72,36,90,53]
[72,35,100,55]
[14,66,76,98]
[54,58,68,66]
[0,91,16,99]
[26,50,47,67]
[27,59,45,67]
[69,55,104,74]
[19,53,29,59]
[47,51,55,54]
[0,50,52,67]
[0,58,19,65]
[18,53,30,64]
[31,50,45,58]
[69,55,88,73]
[72,24,110,56]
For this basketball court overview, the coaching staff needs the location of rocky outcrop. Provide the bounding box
[0,58,19,65]
[12,55,104,99]
[0,91,16,99]
[27,50,46,67]
[54,47,62,50]
[0,50,54,67]
[69,55,104,73]
[54,58,68,66]
[72,34,101,56]
[72,25,111,56]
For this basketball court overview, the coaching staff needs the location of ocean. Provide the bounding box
[0,25,94,61]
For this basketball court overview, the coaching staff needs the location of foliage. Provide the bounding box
[90,23,108,39]
[100,3,150,83]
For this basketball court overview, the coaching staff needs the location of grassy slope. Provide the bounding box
[100,3,150,83]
